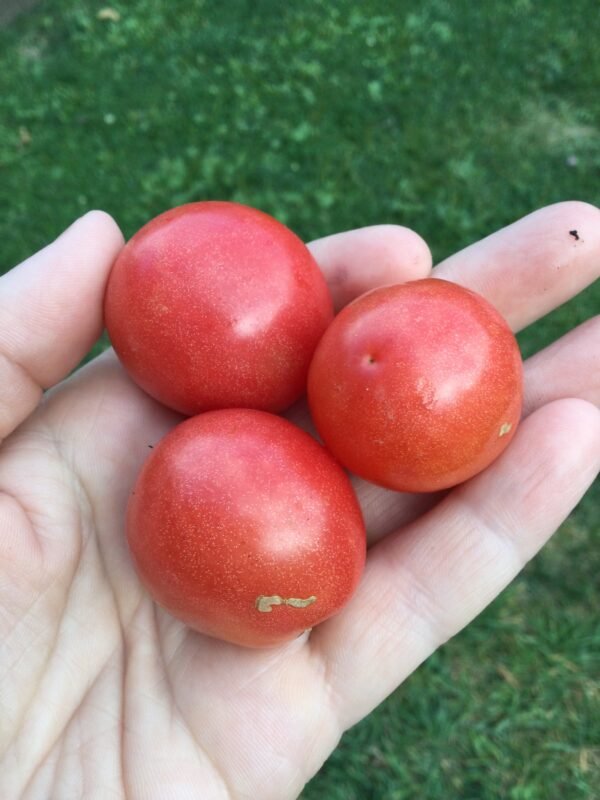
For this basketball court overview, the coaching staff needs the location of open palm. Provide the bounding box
[1,204,599,800]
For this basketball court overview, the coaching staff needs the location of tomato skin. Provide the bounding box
[308,279,523,493]
[104,202,333,415]
[127,409,366,648]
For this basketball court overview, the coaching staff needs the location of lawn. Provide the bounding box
[1,1,598,797]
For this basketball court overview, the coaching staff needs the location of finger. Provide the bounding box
[522,316,600,415]
[308,224,432,310]
[0,211,123,439]
[434,201,600,331]
[311,398,600,728]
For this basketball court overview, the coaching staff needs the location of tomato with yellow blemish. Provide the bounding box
[308,279,523,492]
[127,409,366,648]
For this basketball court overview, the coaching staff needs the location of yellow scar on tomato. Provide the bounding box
[255,595,317,613]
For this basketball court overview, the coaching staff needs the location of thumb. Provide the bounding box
[0,211,123,440]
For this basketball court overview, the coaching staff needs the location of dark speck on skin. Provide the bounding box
[331,265,348,286]
[148,444,154,448]
[569,229,580,241]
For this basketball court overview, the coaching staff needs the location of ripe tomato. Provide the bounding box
[127,409,366,648]
[308,279,523,493]
[105,201,333,415]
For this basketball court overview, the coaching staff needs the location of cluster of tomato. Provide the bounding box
[105,202,523,648]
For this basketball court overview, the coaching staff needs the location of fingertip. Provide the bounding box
[366,223,433,279]
[0,210,126,397]
[548,397,600,458]
[546,198,600,227]
[434,200,600,331]
[309,224,432,310]
[517,397,600,468]
[67,209,125,252]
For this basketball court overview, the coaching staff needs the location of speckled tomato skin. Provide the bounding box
[104,202,333,414]
[127,409,366,648]
[308,279,523,493]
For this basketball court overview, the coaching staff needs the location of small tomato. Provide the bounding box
[127,409,366,648]
[105,201,333,414]
[308,278,523,492]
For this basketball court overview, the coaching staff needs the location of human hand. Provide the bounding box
[0,203,598,799]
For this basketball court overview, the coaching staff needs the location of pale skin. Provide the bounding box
[0,202,599,800]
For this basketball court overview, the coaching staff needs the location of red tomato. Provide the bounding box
[104,202,333,414]
[308,279,523,493]
[127,409,366,648]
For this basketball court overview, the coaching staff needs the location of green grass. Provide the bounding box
[1,1,598,797]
